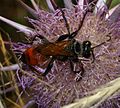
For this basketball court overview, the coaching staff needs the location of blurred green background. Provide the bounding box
[0,0,32,42]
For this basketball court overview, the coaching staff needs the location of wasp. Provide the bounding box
[21,8,110,81]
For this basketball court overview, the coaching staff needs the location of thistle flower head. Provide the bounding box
[0,0,120,108]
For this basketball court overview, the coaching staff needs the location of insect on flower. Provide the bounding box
[20,8,111,81]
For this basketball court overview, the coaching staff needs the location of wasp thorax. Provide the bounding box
[73,41,81,55]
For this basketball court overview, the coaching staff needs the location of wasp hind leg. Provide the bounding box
[56,34,70,42]
[56,8,72,42]
[69,10,88,39]
[59,8,70,35]
[28,35,49,44]
[20,35,49,45]
[57,8,88,41]
[42,57,55,76]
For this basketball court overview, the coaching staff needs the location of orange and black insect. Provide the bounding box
[21,8,110,80]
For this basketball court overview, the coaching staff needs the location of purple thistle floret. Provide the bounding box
[0,0,120,108]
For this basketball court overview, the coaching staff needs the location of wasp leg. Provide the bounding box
[69,59,75,72]
[69,10,88,39]
[69,58,84,81]
[20,35,49,44]
[90,35,111,62]
[69,59,81,73]
[56,34,70,41]
[91,50,95,63]
[29,35,49,44]
[28,65,43,76]
[57,7,88,40]
[42,57,55,76]
[59,8,71,35]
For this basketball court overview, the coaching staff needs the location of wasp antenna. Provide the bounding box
[92,35,111,49]
[91,42,105,49]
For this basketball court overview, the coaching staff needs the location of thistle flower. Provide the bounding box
[0,0,120,108]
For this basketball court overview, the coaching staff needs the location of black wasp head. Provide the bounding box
[82,41,92,58]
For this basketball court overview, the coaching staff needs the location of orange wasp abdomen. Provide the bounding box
[22,47,48,65]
